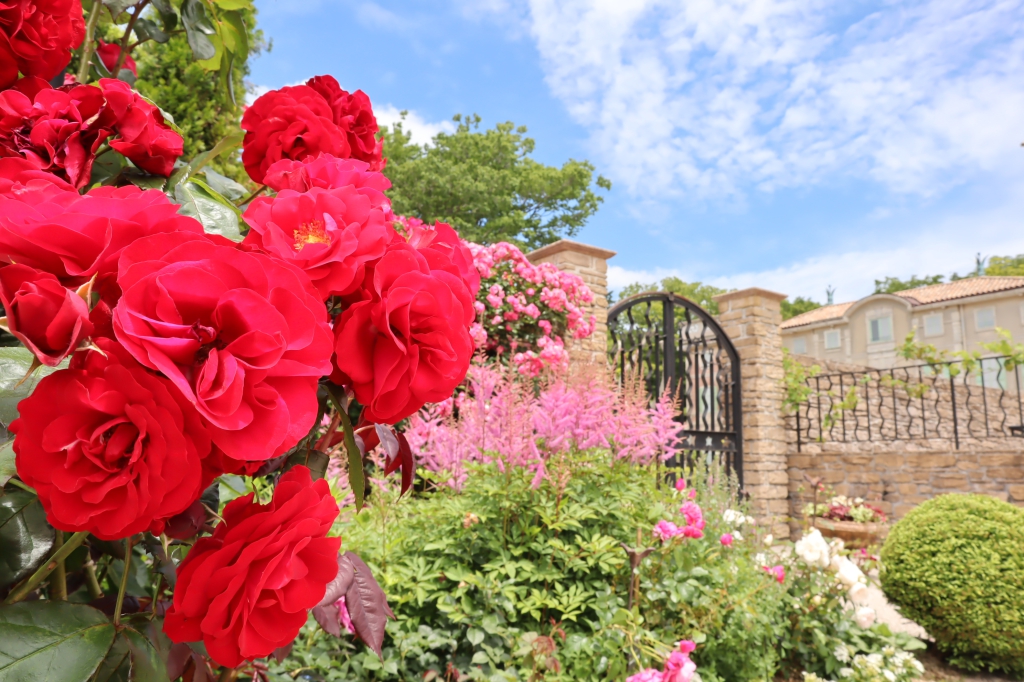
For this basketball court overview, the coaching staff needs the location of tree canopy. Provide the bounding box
[781,296,821,320]
[985,255,1024,276]
[873,274,945,294]
[381,113,611,250]
[615,277,729,315]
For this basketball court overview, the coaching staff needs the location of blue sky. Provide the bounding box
[250,0,1024,304]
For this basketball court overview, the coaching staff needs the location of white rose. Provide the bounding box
[755,552,767,566]
[764,534,774,547]
[848,581,870,604]
[836,558,864,587]
[733,531,743,542]
[855,606,876,628]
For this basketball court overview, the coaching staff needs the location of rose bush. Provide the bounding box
[0,5,477,680]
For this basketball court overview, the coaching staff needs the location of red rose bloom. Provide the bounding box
[96,78,182,177]
[0,0,85,90]
[333,241,475,424]
[0,77,110,188]
[0,184,203,302]
[112,232,333,466]
[0,156,74,195]
[306,76,384,171]
[0,264,92,366]
[241,85,352,184]
[242,173,390,300]
[405,220,481,297]
[263,155,391,196]
[10,339,211,541]
[163,465,341,668]
[96,40,137,77]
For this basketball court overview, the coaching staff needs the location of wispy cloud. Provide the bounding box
[514,0,1024,200]
[375,105,457,146]
[609,185,1024,302]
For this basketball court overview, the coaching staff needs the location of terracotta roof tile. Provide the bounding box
[780,277,1024,330]
[781,302,853,329]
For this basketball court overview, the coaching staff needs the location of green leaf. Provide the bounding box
[149,0,175,19]
[0,441,14,488]
[201,168,248,201]
[132,17,169,44]
[466,628,485,646]
[338,409,365,512]
[0,490,54,591]
[196,32,223,70]
[92,626,166,682]
[188,176,243,219]
[102,0,135,19]
[0,348,65,433]
[116,68,136,85]
[470,651,489,664]
[0,602,115,682]
[122,169,166,191]
[174,182,241,241]
[166,130,244,190]
[180,0,217,61]
[210,0,253,9]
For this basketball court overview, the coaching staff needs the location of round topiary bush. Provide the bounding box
[880,493,1024,676]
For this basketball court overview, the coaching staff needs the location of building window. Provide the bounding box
[869,315,893,343]
[824,329,841,350]
[975,306,996,331]
[791,337,807,354]
[923,313,943,338]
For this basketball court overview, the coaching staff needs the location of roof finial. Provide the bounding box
[975,253,987,277]
[826,285,835,305]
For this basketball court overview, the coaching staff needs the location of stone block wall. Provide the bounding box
[527,239,616,365]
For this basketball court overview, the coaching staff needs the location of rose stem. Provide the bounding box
[84,559,103,599]
[4,531,89,604]
[235,185,267,208]
[76,0,105,84]
[112,535,135,626]
[217,668,240,682]
[115,1,150,74]
[6,478,35,494]
[52,531,68,600]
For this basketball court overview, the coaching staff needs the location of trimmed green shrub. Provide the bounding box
[880,493,1024,675]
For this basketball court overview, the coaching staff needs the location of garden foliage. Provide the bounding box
[881,493,1024,676]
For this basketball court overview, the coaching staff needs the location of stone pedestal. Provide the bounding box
[713,287,791,538]
[527,240,616,365]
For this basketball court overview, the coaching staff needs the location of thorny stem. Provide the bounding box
[217,667,240,682]
[52,531,67,600]
[7,478,35,494]
[314,409,343,453]
[115,1,150,74]
[84,559,103,599]
[76,0,105,84]
[112,535,135,626]
[236,184,267,207]
[4,531,89,604]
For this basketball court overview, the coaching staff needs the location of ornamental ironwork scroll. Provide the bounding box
[607,292,743,487]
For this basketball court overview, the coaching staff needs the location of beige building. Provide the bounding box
[781,277,1024,369]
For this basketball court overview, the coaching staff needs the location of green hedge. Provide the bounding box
[880,493,1024,675]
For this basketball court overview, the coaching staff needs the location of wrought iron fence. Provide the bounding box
[793,355,1024,451]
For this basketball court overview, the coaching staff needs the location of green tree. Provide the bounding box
[984,255,1024,276]
[781,296,821,320]
[616,276,729,314]
[133,10,264,184]
[382,113,611,250]
[873,274,945,294]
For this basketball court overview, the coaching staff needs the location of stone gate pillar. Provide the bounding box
[527,239,616,365]
[713,288,790,538]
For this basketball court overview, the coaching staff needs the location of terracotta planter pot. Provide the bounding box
[811,518,889,549]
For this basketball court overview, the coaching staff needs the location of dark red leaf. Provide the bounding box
[312,603,342,638]
[343,551,393,657]
[375,424,400,462]
[318,553,355,607]
[271,642,293,663]
[167,642,192,681]
[163,500,205,540]
[395,432,415,496]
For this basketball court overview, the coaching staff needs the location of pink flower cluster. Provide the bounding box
[626,641,698,682]
[404,363,682,489]
[466,240,595,377]
[653,499,706,542]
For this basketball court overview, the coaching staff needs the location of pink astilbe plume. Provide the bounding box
[405,363,684,488]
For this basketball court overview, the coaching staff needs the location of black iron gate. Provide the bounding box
[607,292,743,487]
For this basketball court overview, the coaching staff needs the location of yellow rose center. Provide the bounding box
[293,220,330,251]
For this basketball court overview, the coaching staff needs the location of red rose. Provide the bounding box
[112,232,333,465]
[263,155,391,196]
[0,264,92,366]
[163,465,341,668]
[0,77,110,188]
[0,184,203,302]
[242,179,390,300]
[405,220,481,297]
[10,338,211,540]
[306,76,384,171]
[0,156,74,195]
[0,0,85,90]
[96,78,182,177]
[241,85,352,184]
[96,40,137,77]
[333,242,475,424]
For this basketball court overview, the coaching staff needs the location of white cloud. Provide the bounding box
[514,0,1024,199]
[374,105,457,146]
[609,185,1024,302]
